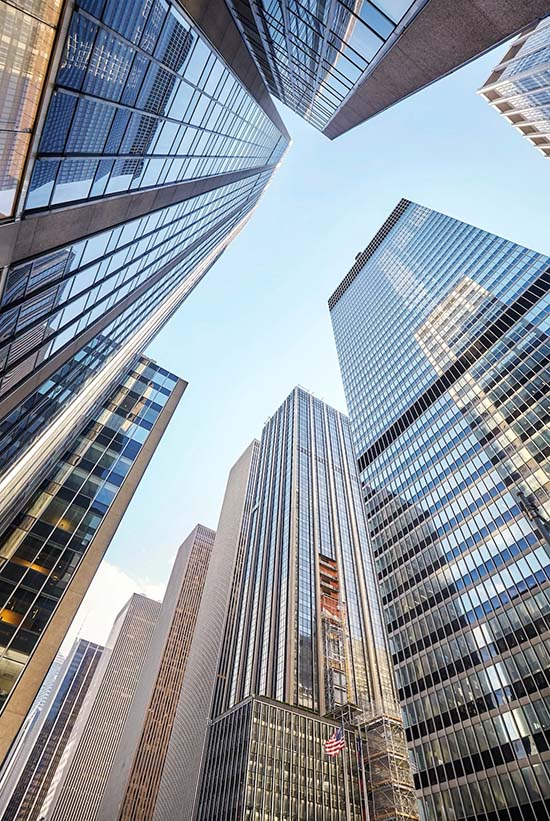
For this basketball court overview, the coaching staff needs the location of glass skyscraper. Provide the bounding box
[0,355,184,763]
[479,17,550,158]
[192,388,417,821]
[225,0,550,137]
[0,638,104,821]
[0,0,288,766]
[330,199,550,821]
[0,0,289,534]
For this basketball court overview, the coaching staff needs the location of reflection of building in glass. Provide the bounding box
[479,17,550,158]
[42,594,161,821]
[0,2,64,218]
[228,0,420,131]
[0,0,288,767]
[0,639,103,821]
[97,524,216,821]
[227,0,550,136]
[330,199,550,821]
[156,388,416,821]
[0,356,185,763]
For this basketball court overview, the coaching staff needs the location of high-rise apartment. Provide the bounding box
[97,524,215,821]
[155,389,417,821]
[0,0,289,539]
[226,0,550,137]
[330,200,550,821]
[0,355,184,763]
[42,594,161,821]
[0,639,104,821]
[479,17,550,157]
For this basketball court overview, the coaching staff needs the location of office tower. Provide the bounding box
[227,0,550,137]
[0,653,64,815]
[0,639,103,821]
[479,17,550,157]
[0,0,289,540]
[42,594,160,821]
[97,524,216,821]
[0,355,185,763]
[155,390,416,821]
[329,199,550,821]
[153,442,262,821]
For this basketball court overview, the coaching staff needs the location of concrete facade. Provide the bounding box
[324,0,550,138]
[43,595,161,821]
[153,442,260,821]
[97,524,216,821]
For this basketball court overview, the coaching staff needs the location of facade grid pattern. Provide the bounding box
[45,594,161,821]
[0,357,178,714]
[330,201,550,821]
[0,639,103,821]
[118,525,215,821]
[479,17,550,158]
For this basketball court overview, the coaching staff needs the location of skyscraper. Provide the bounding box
[0,355,185,763]
[0,639,104,821]
[0,0,289,542]
[154,442,261,821]
[42,594,161,821]
[97,524,216,821]
[479,17,550,157]
[330,200,550,820]
[226,0,550,136]
[155,389,417,821]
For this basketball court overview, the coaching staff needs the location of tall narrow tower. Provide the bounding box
[42,594,161,821]
[195,387,417,821]
[97,524,216,821]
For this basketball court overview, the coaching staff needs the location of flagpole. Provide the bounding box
[358,728,370,821]
[341,709,352,821]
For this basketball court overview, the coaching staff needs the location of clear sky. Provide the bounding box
[66,41,550,648]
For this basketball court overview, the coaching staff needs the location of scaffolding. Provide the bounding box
[356,699,419,821]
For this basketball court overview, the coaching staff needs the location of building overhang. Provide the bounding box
[323,0,550,139]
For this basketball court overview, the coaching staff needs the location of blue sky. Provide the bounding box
[70,42,550,644]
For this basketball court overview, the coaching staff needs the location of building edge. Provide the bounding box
[0,373,186,764]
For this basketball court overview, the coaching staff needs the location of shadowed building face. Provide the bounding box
[225,0,550,137]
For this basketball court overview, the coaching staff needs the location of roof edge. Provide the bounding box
[328,199,412,310]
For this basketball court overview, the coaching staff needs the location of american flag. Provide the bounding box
[324,727,346,756]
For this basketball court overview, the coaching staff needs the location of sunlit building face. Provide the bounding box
[330,199,550,821]
[479,17,550,159]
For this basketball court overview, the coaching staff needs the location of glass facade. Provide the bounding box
[198,696,362,820]
[25,0,286,210]
[0,0,288,533]
[0,1,64,218]
[203,388,416,820]
[0,169,271,400]
[0,639,103,821]
[0,356,178,715]
[330,200,550,821]
[213,387,396,718]
[479,17,550,158]
[227,0,422,129]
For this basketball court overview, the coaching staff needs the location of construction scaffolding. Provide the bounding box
[319,554,349,712]
[356,699,419,821]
